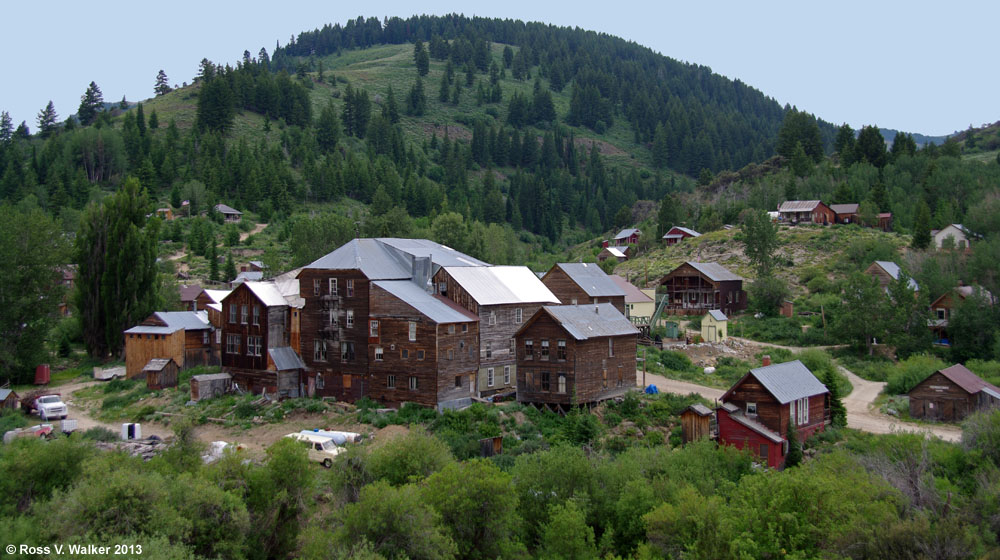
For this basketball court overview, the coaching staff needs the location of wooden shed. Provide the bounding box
[144,358,179,390]
[681,403,714,443]
[0,388,19,410]
[701,310,728,342]
[191,372,233,402]
[908,364,1000,422]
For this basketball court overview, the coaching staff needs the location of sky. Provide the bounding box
[2,1,996,137]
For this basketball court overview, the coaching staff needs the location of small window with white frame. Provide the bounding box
[346,309,354,328]
[369,320,379,338]
[487,368,495,387]
[504,365,511,385]
[409,376,418,390]
[408,321,417,341]
[747,402,757,415]
[375,346,383,361]
[329,278,338,296]
[387,374,396,389]
[541,340,549,360]
[346,279,354,297]
[515,308,523,323]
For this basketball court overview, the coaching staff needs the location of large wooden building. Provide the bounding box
[124,311,214,379]
[514,303,638,410]
[433,266,559,397]
[908,364,1000,422]
[541,263,626,314]
[659,262,746,317]
[297,238,489,405]
[717,359,830,469]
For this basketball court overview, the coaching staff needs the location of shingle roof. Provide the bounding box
[304,238,488,278]
[614,228,640,240]
[873,261,920,291]
[373,280,479,324]
[708,309,727,322]
[686,262,743,282]
[609,275,653,304]
[778,200,823,212]
[214,203,242,215]
[269,347,305,371]
[442,266,560,306]
[932,364,1000,396]
[830,203,859,214]
[727,360,829,404]
[532,303,638,340]
[552,263,625,298]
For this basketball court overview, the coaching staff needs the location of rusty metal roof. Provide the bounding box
[932,364,1000,396]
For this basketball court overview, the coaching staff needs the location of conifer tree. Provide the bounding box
[413,40,429,76]
[77,81,104,126]
[224,252,237,283]
[316,100,341,153]
[382,86,399,124]
[37,101,58,137]
[154,69,172,96]
[0,111,12,142]
[407,78,426,116]
[911,201,932,249]
[822,369,847,428]
[209,242,219,283]
[785,423,803,468]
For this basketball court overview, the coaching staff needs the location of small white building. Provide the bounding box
[932,224,973,250]
[701,309,728,343]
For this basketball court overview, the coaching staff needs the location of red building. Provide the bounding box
[717,359,830,469]
[661,226,701,245]
[613,228,641,245]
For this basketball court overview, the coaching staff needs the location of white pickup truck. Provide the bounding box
[33,394,68,421]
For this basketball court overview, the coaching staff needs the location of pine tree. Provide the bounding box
[316,100,341,153]
[785,422,803,468]
[834,123,855,164]
[407,78,426,116]
[224,252,237,282]
[439,71,451,103]
[148,110,159,130]
[154,69,172,96]
[0,111,12,142]
[912,201,932,249]
[77,81,104,126]
[822,369,847,428]
[651,124,669,169]
[413,40,429,76]
[382,86,399,124]
[37,101,58,137]
[209,242,219,282]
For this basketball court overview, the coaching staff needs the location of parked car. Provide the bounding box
[283,432,343,468]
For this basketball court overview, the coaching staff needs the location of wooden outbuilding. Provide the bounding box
[214,203,243,223]
[829,203,859,224]
[597,246,630,263]
[124,311,214,379]
[541,262,626,314]
[659,262,746,317]
[155,208,174,220]
[191,372,233,402]
[144,358,179,390]
[701,310,728,342]
[680,403,714,443]
[0,388,19,410]
[908,364,1000,422]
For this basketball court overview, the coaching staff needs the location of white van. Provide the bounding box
[284,432,342,468]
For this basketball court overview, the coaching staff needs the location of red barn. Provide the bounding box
[717,359,830,469]
[661,226,701,245]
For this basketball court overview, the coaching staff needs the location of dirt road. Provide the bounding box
[637,371,725,402]
[56,379,173,439]
[727,336,847,354]
[240,222,267,242]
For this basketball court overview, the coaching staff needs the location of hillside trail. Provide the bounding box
[727,336,846,354]
[240,222,267,242]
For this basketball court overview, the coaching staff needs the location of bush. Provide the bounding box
[657,350,694,372]
[886,354,948,394]
[0,409,28,434]
[80,426,118,442]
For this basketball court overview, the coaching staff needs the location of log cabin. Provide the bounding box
[908,364,1000,422]
[777,200,835,225]
[514,303,638,410]
[124,311,214,379]
[297,238,489,403]
[717,359,830,469]
[541,263,626,314]
[433,265,560,397]
[659,262,746,317]
[661,226,701,245]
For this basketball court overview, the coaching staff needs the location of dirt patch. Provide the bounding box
[422,123,472,141]
[662,337,761,368]
[240,222,267,242]
[574,137,627,157]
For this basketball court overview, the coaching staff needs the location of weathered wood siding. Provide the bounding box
[864,263,894,290]
[724,374,828,440]
[124,331,184,379]
[908,371,978,421]
[659,263,746,316]
[221,283,273,372]
[681,410,712,443]
[146,361,179,390]
[541,267,626,314]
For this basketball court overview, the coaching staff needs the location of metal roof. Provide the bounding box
[829,203,859,214]
[373,280,479,324]
[778,200,823,212]
[143,358,175,372]
[609,275,653,304]
[214,203,242,215]
[931,364,1000,396]
[707,309,728,322]
[685,403,714,416]
[234,271,264,284]
[0,389,15,401]
[377,238,489,268]
[736,360,829,404]
[269,347,305,371]
[193,373,232,382]
[535,303,638,340]
[614,228,640,240]
[272,268,304,308]
[726,410,784,443]
[552,263,625,298]
[203,289,231,305]
[304,238,489,279]
[126,311,210,334]
[242,282,288,307]
[663,226,701,238]
[873,261,920,291]
[604,247,627,258]
[178,284,204,302]
[442,266,560,305]
[686,262,743,282]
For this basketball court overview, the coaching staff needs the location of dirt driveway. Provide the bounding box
[57,379,173,439]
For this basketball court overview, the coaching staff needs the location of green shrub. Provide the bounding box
[658,350,694,372]
[0,409,29,434]
[886,354,948,394]
[233,400,258,419]
[80,426,118,442]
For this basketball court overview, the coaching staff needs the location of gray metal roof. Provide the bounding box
[708,309,728,322]
[0,389,15,401]
[687,262,743,282]
[537,303,638,340]
[663,226,701,238]
[604,247,627,258]
[242,282,288,307]
[269,347,305,371]
[443,266,560,305]
[377,238,489,268]
[744,360,829,404]
[373,280,480,324]
[234,271,264,284]
[125,311,210,335]
[214,203,242,215]
[685,403,714,416]
[778,200,824,212]
[304,238,488,279]
[614,228,640,240]
[830,203,859,214]
[192,373,232,382]
[553,263,626,297]
[873,261,919,291]
[609,275,653,304]
[143,358,175,372]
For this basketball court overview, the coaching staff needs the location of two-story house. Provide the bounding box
[541,263,626,314]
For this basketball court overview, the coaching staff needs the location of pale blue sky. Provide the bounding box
[2,1,995,136]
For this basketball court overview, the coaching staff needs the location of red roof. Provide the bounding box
[935,364,1000,396]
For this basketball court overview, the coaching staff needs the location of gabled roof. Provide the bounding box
[233,271,264,284]
[549,263,625,298]
[872,261,920,291]
[829,203,859,214]
[178,284,203,302]
[603,247,628,258]
[778,200,824,212]
[143,358,176,372]
[269,347,305,371]
[684,403,713,416]
[442,266,560,306]
[614,228,640,240]
[931,285,996,308]
[520,303,638,341]
[303,238,488,278]
[609,275,653,304]
[722,360,828,405]
[125,311,211,335]
[929,364,1000,396]
[0,389,16,401]
[707,309,727,322]
[373,280,479,324]
[685,262,743,282]
[663,226,701,238]
[272,268,304,308]
[721,406,784,443]
[242,281,288,307]
[377,238,489,268]
[214,203,242,215]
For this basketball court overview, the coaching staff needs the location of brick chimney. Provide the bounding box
[762,355,771,367]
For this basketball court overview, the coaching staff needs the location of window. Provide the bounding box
[455,376,462,388]
[746,402,757,415]
[515,308,523,324]
[387,375,396,389]
[329,278,338,296]
[369,320,379,338]
[487,368,495,387]
[340,342,355,361]
[216,330,221,344]
[313,279,320,296]
[793,397,809,425]
[417,349,425,360]
[570,299,577,305]
[203,331,209,345]
[401,348,409,359]
[247,335,262,357]
[760,443,769,462]
[558,375,566,393]
[448,324,455,334]
[489,311,496,326]
[447,349,454,360]
[485,342,492,359]
[228,304,236,324]
[509,338,515,354]
[346,309,354,328]
[608,338,614,357]
[328,308,338,326]
[240,305,248,325]
[408,321,417,341]
[936,308,946,320]
[409,376,418,390]
[540,371,550,391]
[504,366,511,385]
[313,340,326,361]
[525,339,534,360]
[375,347,383,361]
[226,334,240,354]
[346,279,354,297]
[541,340,549,360]
[316,374,324,389]
[557,340,567,361]
[252,305,260,326]
[439,282,447,294]
[461,324,468,333]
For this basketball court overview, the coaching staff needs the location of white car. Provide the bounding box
[36,395,67,421]
[284,432,343,468]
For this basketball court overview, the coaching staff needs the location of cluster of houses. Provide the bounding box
[774,200,893,230]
